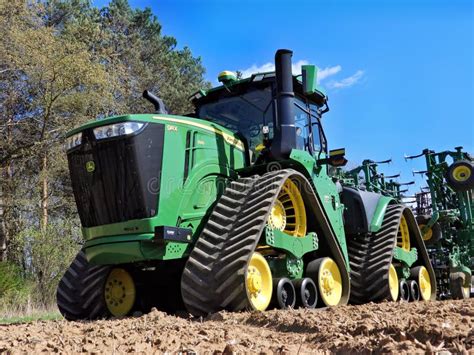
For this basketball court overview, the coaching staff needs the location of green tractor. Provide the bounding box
[57,50,436,320]
[406,147,474,299]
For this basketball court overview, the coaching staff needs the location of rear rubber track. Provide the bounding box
[348,204,436,304]
[181,170,294,316]
[56,251,110,320]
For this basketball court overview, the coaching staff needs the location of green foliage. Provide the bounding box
[0,0,209,311]
[0,262,31,313]
[0,262,24,297]
[14,221,82,306]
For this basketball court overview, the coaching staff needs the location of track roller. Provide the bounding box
[399,279,410,301]
[292,278,318,308]
[408,280,420,301]
[270,278,296,309]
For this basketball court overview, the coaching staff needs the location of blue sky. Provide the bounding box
[97,0,473,195]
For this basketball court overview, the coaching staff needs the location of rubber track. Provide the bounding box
[56,251,110,320]
[348,205,437,304]
[180,171,284,316]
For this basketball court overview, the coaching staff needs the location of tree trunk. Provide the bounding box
[41,155,48,229]
[0,166,6,261]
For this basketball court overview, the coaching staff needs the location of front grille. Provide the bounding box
[68,123,165,228]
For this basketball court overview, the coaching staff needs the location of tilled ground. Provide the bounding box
[0,299,472,354]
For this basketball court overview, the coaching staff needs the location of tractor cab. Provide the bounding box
[190,53,330,166]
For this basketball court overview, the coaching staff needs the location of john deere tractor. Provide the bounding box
[57,50,436,320]
[406,147,474,299]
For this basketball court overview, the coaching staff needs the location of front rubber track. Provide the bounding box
[180,169,351,316]
[56,251,110,320]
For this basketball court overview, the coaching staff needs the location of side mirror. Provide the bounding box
[317,148,348,167]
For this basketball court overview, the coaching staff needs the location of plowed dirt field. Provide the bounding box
[1,299,472,353]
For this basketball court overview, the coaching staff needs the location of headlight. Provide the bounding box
[65,133,82,150]
[93,122,145,140]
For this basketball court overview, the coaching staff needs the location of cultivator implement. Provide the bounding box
[406,147,473,299]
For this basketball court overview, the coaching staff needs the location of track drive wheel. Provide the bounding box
[245,253,273,311]
[268,178,307,237]
[411,266,431,301]
[388,264,399,301]
[446,160,474,191]
[397,215,411,252]
[104,268,136,317]
[311,257,343,307]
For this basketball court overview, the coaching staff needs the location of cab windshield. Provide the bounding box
[196,85,275,154]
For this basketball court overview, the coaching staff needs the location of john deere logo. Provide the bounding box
[86,161,95,173]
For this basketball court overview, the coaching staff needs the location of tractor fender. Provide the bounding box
[341,187,393,235]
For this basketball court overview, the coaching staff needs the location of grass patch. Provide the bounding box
[0,309,63,325]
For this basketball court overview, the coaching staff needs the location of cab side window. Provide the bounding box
[294,98,311,151]
[310,104,327,154]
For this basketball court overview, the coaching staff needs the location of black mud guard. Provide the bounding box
[341,187,382,235]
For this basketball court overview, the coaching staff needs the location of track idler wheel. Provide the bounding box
[293,278,318,308]
[408,280,420,301]
[271,278,296,309]
[399,279,410,302]
[245,253,273,311]
[411,266,431,301]
[388,264,399,301]
[307,257,343,307]
[104,268,136,317]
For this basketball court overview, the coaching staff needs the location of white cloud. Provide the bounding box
[327,70,364,89]
[318,65,342,81]
[238,60,363,90]
[239,60,311,79]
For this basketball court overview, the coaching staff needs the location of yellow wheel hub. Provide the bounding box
[318,258,342,306]
[245,253,273,311]
[452,165,471,182]
[268,200,286,231]
[397,215,411,251]
[388,264,399,301]
[104,268,136,317]
[418,266,431,301]
[268,179,307,237]
[418,224,433,241]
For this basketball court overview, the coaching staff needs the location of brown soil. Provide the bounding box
[0,299,472,354]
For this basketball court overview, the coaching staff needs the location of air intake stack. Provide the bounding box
[271,49,296,159]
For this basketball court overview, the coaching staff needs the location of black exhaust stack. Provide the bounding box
[271,49,296,160]
[143,90,168,114]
